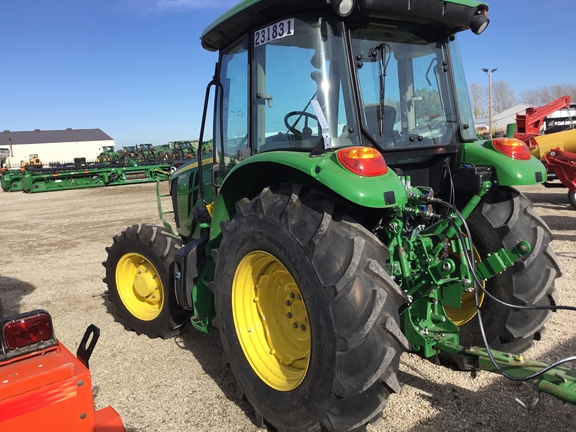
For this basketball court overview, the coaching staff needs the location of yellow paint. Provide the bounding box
[232,251,310,391]
[115,252,163,321]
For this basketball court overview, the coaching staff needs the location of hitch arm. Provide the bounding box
[474,241,531,281]
[438,340,576,405]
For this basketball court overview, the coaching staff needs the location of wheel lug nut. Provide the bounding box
[297,294,301,300]
[285,300,291,306]
[286,312,292,319]
[289,293,295,299]
[300,325,306,331]
[293,323,298,329]
[304,317,308,323]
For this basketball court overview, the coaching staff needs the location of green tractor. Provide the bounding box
[137,143,157,162]
[104,1,569,430]
[171,140,196,160]
[200,139,213,154]
[119,145,138,165]
[154,143,173,161]
[96,145,120,164]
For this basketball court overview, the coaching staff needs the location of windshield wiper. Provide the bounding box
[369,43,392,136]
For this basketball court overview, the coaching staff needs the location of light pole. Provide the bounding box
[482,68,497,138]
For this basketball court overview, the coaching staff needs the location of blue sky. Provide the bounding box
[1,0,574,148]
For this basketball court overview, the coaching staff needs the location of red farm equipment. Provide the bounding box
[514,96,576,207]
[0,310,125,432]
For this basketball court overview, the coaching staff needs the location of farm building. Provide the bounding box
[0,128,114,168]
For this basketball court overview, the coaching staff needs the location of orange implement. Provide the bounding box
[0,312,125,432]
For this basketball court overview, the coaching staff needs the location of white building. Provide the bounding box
[474,104,531,137]
[545,103,576,133]
[0,128,114,168]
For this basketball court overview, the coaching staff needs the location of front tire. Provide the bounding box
[459,186,561,353]
[103,223,191,338]
[214,185,409,431]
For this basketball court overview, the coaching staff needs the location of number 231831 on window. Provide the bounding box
[254,18,294,47]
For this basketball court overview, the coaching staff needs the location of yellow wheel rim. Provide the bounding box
[232,251,310,391]
[115,252,164,321]
[444,245,485,326]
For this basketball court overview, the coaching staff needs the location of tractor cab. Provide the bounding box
[205,0,487,186]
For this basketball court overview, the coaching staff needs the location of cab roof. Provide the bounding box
[200,0,488,52]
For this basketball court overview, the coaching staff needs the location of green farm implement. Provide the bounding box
[104,1,574,430]
[0,169,24,191]
[1,160,190,193]
[21,164,171,193]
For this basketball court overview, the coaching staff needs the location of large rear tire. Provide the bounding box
[214,185,409,431]
[459,186,560,353]
[103,223,191,338]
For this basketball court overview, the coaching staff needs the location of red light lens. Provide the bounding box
[337,147,388,177]
[492,138,531,160]
[3,313,53,349]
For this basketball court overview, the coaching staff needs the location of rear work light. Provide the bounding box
[337,147,388,177]
[492,138,531,160]
[1,310,57,359]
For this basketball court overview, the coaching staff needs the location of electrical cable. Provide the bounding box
[432,198,576,312]
[433,197,576,380]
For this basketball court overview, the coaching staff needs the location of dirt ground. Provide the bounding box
[1,181,575,431]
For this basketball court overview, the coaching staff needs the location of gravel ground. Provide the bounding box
[1,181,575,431]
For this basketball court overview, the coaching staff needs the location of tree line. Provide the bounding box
[468,83,576,119]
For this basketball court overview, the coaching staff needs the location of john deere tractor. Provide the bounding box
[104,1,569,430]
[119,146,138,165]
[96,145,120,164]
[171,140,196,160]
[137,143,157,162]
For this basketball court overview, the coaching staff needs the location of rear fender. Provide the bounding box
[462,141,546,185]
[209,150,408,244]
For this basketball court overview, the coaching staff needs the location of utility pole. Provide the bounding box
[482,68,497,138]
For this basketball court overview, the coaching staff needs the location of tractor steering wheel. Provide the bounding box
[284,111,318,138]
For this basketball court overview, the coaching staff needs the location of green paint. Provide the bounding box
[209,150,408,243]
[462,141,547,185]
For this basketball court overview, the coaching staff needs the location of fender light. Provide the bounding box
[337,147,388,177]
[1,310,57,360]
[492,138,531,160]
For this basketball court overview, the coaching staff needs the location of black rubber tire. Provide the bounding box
[103,223,191,338]
[568,189,576,209]
[461,186,561,353]
[214,185,409,432]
